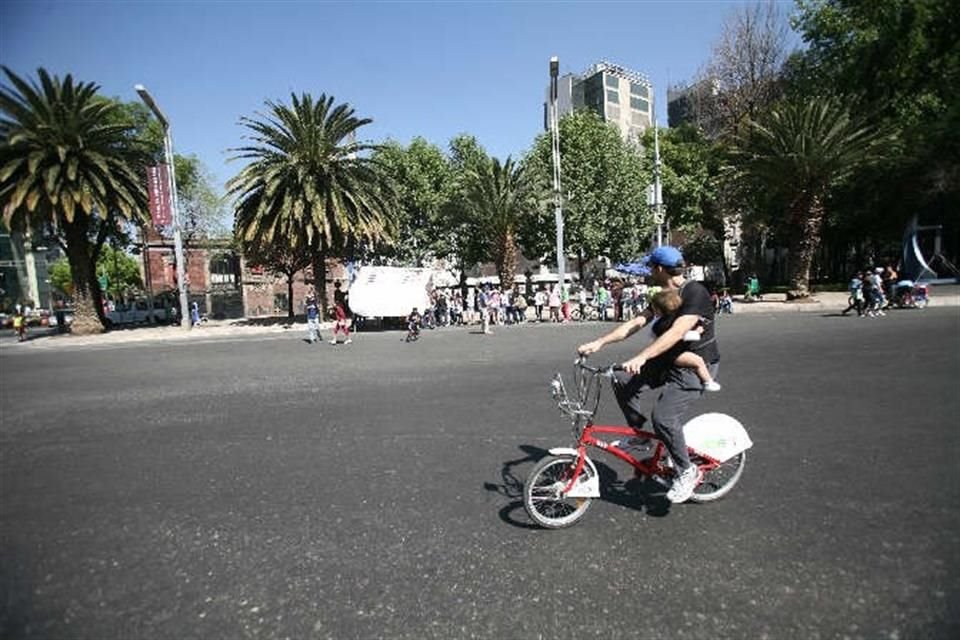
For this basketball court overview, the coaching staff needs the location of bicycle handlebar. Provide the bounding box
[574,356,624,376]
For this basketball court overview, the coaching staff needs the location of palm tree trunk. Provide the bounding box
[312,247,328,320]
[494,231,518,291]
[64,221,104,334]
[786,193,826,300]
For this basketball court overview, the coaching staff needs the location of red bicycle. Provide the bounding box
[524,357,753,529]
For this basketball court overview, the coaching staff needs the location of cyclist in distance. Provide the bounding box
[577,245,719,504]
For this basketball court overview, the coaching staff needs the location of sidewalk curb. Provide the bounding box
[5,291,957,349]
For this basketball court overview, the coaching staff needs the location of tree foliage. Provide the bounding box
[442,134,491,270]
[371,137,453,265]
[731,97,893,297]
[790,0,960,268]
[461,156,539,288]
[228,93,395,317]
[0,67,149,333]
[48,245,143,299]
[525,110,651,266]
[242,241,312,319]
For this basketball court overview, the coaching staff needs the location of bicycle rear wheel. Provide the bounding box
[524,455,594,529]
[688,451,746,503]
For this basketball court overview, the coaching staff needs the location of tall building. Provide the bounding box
[667,77,723,137]
[545,60,654,140]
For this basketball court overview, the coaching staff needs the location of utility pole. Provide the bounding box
[549,56,566,288]
[135,84,190,329]
[651,115,665,247]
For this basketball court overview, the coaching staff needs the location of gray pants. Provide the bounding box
[307,317,320,342]
[612,362,719,470]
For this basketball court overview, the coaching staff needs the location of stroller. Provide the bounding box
[890,281,929,309]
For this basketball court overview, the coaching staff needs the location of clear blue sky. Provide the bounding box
[1,0,793,192]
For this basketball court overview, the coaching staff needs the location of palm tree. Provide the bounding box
[731,98,891,299]
[227,93,394,317]
[0,68,149,334]
[462,156,540,289]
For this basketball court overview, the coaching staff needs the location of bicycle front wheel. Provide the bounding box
[688,451,747,503]
[524,455,594,529]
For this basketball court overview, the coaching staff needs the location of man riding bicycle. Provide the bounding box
[578,245,719,504]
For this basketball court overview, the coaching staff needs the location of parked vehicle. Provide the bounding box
[105,300,170,327]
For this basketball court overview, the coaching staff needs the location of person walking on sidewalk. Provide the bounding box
[578,245,719,504]
[305,294,321,343]
[330,301,352,344]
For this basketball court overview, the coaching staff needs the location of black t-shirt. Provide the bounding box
[650,280,720,365]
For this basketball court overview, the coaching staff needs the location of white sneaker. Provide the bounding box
[666,464,700,503]
[329,339,337,344]
[703,380,721,392]
[345,338,353,344]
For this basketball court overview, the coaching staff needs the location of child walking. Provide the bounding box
[330,302,352,344]
[648,290,721,392]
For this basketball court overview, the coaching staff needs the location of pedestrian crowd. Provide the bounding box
[841,264,905,317]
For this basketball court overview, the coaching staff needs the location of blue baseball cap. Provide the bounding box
[648,245,685,268]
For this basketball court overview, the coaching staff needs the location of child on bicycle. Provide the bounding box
[405,307,422,342]
[649,290,721,392]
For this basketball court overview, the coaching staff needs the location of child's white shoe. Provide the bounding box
[683,330,701,342]
[703,381,722,392]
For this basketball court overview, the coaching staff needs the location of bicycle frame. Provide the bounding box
[552,359,727,496]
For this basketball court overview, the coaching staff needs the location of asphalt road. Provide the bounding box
[2,309,959,639]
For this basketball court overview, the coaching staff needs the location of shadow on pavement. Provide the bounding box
[228,316,297,328]
[485,446,673,529]
[484,444,546,529]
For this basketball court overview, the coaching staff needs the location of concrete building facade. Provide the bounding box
[545,60,654,140]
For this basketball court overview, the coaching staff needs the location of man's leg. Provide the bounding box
[652,364,719,471]
[611,368,663,430]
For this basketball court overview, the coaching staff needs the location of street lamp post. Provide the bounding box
[135,84,190,330]
[549,56,566,289]
[651,115,664,247]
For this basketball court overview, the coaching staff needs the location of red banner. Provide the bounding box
[147,164,172,227]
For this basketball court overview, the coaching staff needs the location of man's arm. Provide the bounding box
[578,308,653,355]
[622,313,700,374]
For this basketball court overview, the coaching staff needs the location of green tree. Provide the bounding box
[730,97,892,298]
[175,154,230,242]
[242,240,312,319]
[790,0,960,272]
[372,138,453,265]
[50,245,142,299]
[525,111,651,274]
[0,68,149,334]
[444,134,491,270]
[228,93,395,317]
[461,156,540,288]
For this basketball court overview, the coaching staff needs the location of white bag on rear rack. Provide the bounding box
[683,413,753,462]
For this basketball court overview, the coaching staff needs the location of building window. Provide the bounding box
[632,111,649,126]
[630,82,648,98]
[606,89,620,104]
[630,96,650,112]
[605,74,619,89]
[608,105,621,120]
[274,293,288,313]
[210,253,239,286]
[583,75,604,113]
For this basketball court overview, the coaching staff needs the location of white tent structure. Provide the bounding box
[348,266,434,318]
